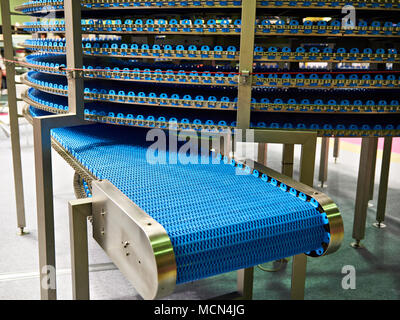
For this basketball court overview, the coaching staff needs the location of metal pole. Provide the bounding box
[333,137,340,163]
[236,0,256,129]
[318,137,329,188]
[1,0,27,234]
[69,198,92,300]
[291,254,307,300]
[352,137,376,248]
[33,119,56,300]
[299,134,317,187]
[290,135,316,300]
[282,144,294,178]
[368,137,378,201]
[237,268,254,300]
[235,0,256,295]
[222,130,232,156]
[374,137,393,228]
[33,0,85,299]
[64,0,84,118]
[257,143,267,165]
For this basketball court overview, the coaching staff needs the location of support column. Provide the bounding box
[282,144,294,178]
[299,135,317,187]
[374,137,393,228]
[34,0,85,300]
[333,137,340,163]
[237,268,254,300]
[257,143,268,165]
[352,137,377,248]
[1,0,26,234]
[318,137,329,188]
[236,0,256,129]
[69,198,92,300]
[368,137,378,201]
[33,120,56,300]
[64,0,85,118]
[291,254,307,300]
[222,130,232,155]
[235,1,256,295]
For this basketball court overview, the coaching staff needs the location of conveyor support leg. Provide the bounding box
[257,143,268,166]
[291,254,307,300]
[237,268,254,300]
[333,137,340,163]
[0,0,26,234]
[318,137,329,188]
[282,144,294,178]
[33,119,56,300]
[236,0,256,129]
[374,137,393,228]
[369,138,378,201]
[352,137,377,247]
[69,198,92,300]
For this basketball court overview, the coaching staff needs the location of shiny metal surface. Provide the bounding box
[376,137,393,224]
[247,161,344,256]
[1,0,26,233]
[69,198,92,300]
[91,180,176,300]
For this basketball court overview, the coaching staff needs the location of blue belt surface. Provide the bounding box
[30,106,328,284]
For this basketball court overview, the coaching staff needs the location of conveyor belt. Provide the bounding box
[15,0,400,14]
[25,91,400,137]
[28,104,334,284]
[22,56,400,89]
[22,40,400,64]
[23,70,400,111]
[20,18,400,37]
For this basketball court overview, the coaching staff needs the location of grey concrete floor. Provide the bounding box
[0,118,400,300]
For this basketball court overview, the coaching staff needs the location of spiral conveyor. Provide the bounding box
[28,0,400,299]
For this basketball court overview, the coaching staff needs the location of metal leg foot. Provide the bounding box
[372,222,387,229]
[17,227,29,236]
[350,240,364,249]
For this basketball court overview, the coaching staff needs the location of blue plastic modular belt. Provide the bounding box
[16,1,400,13]
[41,118,329,284]
[27,90,400,135]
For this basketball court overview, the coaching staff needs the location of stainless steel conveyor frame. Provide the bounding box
[4,0,350,300]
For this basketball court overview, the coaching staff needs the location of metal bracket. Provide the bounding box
[239,69,250,84]
[91,180,177,300]
[5,60,15,67]
[66,70,83,80]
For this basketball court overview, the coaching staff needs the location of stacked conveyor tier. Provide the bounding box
[18,1,400,137]
[15,0,371,299]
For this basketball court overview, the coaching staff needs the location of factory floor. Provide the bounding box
[0,106,400,299]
